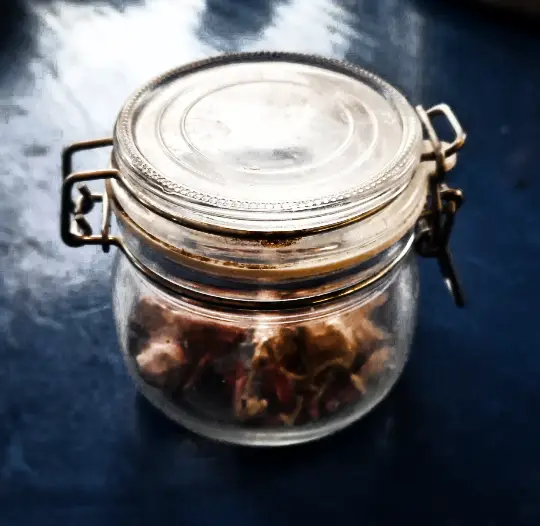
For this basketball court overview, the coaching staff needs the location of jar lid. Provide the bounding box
[112,52,423,234]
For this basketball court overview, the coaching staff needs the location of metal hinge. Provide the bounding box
[415,104,467,307]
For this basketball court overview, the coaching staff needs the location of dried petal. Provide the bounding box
[277,355,310,381]
[226,361,245,385]
[183,352,212,391]
[273,370,294,405]
[301,320,357,378]
[136,332,186,388]
[127,322,149,358]
[321,372,364,414]
[234,375,248,416]
[343,297,389,349]
[252,342,271,368]
[304,319,357,356]
[350,373,367,394]
[240,397,269,419]
[253,326,299,363]
[305,374,334,420]
[234,365,269,420]
[325,398,340,413]
[336,384,361,405]
[185,318,245,356]
[307,402,319,420]
[219,324,246,344]
[360,347,391,380]
[279,396,303,426]
[312,357,351,379]
[355,317,388,344]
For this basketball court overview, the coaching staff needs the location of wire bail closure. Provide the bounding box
[60,105,468,307]
[415,104,467,307]
[60,138,121,253]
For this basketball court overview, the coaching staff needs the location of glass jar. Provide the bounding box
[60,52,467,446]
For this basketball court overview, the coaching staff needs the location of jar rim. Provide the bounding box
[114,213,415,311]
[109,159,429,282]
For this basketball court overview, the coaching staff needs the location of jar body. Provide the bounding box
[112,245,419,446]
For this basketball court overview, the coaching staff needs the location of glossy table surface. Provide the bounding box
[1,0,539,524]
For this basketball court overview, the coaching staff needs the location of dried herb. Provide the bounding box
[128,293,391,427]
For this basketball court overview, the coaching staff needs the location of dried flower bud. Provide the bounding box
[136,331,187,388]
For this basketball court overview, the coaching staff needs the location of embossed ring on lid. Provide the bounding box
[112,52,423,233]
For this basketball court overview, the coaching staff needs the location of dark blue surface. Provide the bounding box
[1,0,540,524]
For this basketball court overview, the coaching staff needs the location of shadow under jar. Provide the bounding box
[60,52,467,446]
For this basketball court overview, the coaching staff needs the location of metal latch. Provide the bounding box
[60,138,120,252]
[415,104,467,307]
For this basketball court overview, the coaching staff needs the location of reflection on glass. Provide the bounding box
[338,0,425,99]
[196,0,290,51]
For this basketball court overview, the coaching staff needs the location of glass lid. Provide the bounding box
[112,52,423,234]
